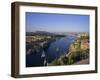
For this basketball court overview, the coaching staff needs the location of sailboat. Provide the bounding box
[41,51,45,58]
[44,58,47,66]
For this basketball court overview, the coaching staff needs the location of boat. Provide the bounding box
[41,51,45,57]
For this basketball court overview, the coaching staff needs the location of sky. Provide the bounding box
[26,12,89,33]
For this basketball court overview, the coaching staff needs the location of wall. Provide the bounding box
[0,0,99,80]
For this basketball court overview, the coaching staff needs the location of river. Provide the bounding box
[26,35,76,67]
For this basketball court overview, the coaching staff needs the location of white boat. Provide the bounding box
[41,51,45,58]
[44,58,47,66]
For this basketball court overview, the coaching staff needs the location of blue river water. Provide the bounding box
[47,35,76,63]
[26,35,76,67]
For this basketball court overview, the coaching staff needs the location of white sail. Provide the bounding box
[44,59,47,65]
[41,51,45,57]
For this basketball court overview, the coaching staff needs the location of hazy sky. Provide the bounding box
[26,12,89,32]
